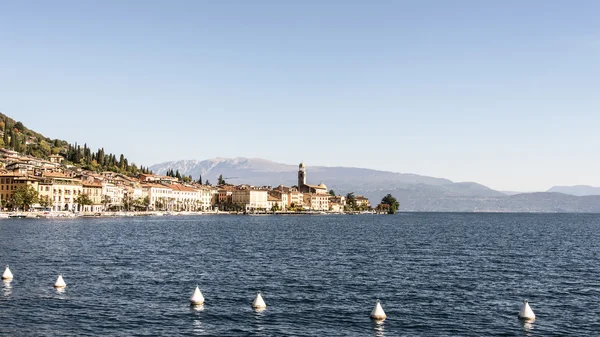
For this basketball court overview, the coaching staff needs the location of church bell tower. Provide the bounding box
[298,162,306,187]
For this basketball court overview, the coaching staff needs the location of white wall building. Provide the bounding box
[232,188,268,211]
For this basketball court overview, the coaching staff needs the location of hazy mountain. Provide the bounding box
[547,185,600,196]
[150,157,456,190]
[150,157,600,213]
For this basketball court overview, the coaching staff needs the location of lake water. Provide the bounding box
[1,213,599,336]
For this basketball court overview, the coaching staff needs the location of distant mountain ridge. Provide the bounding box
[150,157,600,213]
[547,185,600,196]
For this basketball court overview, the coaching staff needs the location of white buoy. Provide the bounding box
[54,274,66,288]
[190,285,205,305]
[370,299,387,321]
[518,300,535,321]
[252,292,266,310]
[2,266,13,281]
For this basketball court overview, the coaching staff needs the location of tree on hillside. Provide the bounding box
[218,174,225,185]
[197,174,202,185]
[9,130,21,151]
[205,180,211,186]
[3,129,10,146]
[329,189,336,196]
[11,185,39,211]
[380,194,400,214]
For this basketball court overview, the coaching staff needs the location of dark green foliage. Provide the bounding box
[346,192,356,209]
[10,185,39,211]
[75,193,93,206]
[381,194,400,214]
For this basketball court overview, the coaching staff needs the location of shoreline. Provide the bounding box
[0,210,383,219]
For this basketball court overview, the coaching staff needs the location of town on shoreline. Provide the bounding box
[1,149,399,217]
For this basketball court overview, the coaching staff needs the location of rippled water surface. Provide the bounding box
[1,213,599,336]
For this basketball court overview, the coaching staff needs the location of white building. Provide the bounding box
[232,188,268,211]
[143,183,173,211]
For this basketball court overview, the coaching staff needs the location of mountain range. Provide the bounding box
[149,158,600,213]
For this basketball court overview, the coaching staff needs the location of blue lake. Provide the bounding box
[1,213,599,336]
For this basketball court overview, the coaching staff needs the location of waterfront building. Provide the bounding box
[267,194,284,211]
[329,201,343,212]
[218,185,235,204]
[39,172,83,211]
[329,195,346,206]
[0,173,39,209]
[196,186,215,211]
[81,181,103,212]
[102,181,123,210]
[355,195,371,208]
[232,187,269,211]
[288,190,304,208]
[142,183,172,211]
[303,193,329,211]
[169,183,199,211]
[269,190,288,210]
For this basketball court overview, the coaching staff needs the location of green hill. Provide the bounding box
[0,112,151,175]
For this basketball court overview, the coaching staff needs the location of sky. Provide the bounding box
[1,0,599,191]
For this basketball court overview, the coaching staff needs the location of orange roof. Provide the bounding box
[169,184,198,192]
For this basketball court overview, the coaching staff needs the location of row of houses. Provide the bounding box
[0,152,370,212]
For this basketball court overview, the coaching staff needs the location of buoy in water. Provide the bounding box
[518,300,535,321]
[2,266,13,281]
[54,274,66,288]
[252,292,266,310]
[370,299,387,321]
[190,285,205,305]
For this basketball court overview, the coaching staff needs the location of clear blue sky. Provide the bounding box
[1,1,598,191]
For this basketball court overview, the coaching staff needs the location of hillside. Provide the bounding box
[0,112,151,175]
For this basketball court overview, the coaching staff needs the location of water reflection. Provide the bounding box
[192,319,204,333]
[55,287,66,294]
[372,319,385,336]
[3,280,12,297]
[191,304,205,312]
[520,320,534,336]
[252,310,266,335]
